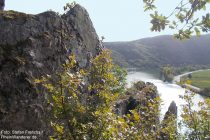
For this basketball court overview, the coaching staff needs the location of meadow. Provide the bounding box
[190,70,210,89]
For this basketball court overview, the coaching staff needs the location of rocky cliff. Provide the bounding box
[0,5,100,138]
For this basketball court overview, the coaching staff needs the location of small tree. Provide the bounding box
[179,92,210,139]
[188,73,192,79]
[160,66,174,82]
[35,49,127,140]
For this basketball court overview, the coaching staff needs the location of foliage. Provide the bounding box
[179,75,192,85]
[143,0,210,39]
[35,49,209,139]
[202,88,210,97]
[35,49,177,139]
[108,81,175,140]
[179,92,210,139]
[188,73,192,79]
[160,66,174,82]
[35,49,127,139]
[174,65,210,75]
[160,114,178,140]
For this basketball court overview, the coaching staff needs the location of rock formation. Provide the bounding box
[0,4,100,138]
[115,81,158,115]
[160,101,178,140]
[164,101,178,120]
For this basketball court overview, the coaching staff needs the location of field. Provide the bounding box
[190,70,210,89]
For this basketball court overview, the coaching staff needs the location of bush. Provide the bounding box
[35,49,209,140]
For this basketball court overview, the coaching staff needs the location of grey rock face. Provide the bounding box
[159,101,177,139]
[0,0,4,10]
[0,4,99,138]
[164,101,178,119]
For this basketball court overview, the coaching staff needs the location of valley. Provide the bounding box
[106,34,210,74]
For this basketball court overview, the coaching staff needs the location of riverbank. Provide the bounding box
[190,70,210,89]
[173,69,210,83]
[127,69,210,97]
[126,71,204,121]
[173,69,210,97]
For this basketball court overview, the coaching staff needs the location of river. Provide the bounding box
[126,71,204,121]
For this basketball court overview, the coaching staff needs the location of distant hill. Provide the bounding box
[105,34,210,72]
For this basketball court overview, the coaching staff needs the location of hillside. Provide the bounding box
[105,34,210,72]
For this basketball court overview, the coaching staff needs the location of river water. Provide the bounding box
[126,71,204,120]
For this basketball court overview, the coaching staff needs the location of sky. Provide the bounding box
[5,0,209,41]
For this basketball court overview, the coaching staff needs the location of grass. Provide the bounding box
[190,70,210,89]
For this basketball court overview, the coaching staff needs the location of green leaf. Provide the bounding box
[194,27,201,36]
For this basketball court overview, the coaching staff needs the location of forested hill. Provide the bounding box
[105,34,210,71]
